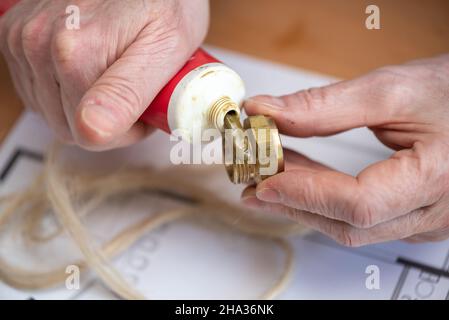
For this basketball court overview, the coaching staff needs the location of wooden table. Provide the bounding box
[1,0,448,143]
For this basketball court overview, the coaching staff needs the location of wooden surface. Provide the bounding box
[207,0,449,77]
[1,0,449,143]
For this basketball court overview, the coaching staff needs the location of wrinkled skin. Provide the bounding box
[0,0,209,150]
[242,54,449,246]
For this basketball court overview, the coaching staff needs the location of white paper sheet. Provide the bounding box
[0,46,448,300]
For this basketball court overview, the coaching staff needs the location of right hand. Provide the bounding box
[242,54,449,246]
[0,0,209,150]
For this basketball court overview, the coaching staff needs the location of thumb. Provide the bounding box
[244,70,404,137]
[73,32,193,147]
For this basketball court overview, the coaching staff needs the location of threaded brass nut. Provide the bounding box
[224,115,284,184]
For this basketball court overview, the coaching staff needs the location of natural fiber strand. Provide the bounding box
[0,145,309,299]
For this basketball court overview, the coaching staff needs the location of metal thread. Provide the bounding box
[208,96,239,132]
[231,163,257,184]
[209,97,278,184]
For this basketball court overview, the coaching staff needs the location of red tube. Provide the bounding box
[140,49,220,132]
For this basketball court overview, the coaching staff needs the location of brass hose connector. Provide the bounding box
[224,115,284,184]
[209,97,284,184]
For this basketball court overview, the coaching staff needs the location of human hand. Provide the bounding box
[242,54,449,246]
[0,0,209,150]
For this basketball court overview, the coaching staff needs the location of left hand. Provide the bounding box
[241,54,449,246]
[0,0,209,150]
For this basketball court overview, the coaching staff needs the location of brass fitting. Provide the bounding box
[208,96,240,131]
[210,97,284,184]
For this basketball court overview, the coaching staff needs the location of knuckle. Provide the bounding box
[407,209,426,231]
[51,28,80,74]
[280,87,329,134]
[370,67,414,107]
[424,206,449,232]
[140,12,186,62]
[21,18,45,62]
[348,200,380,229]
[335,227,363,247]
[302,177,332,214]
[147,28,184,63]
[321,219,364,247]
[293,87,329,113]
[346,189,382,228]
[156,2,183,33]
[21,20,39,43]
[6,21,22,57]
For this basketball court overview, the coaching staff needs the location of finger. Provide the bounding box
[242,198,429,247]
[68,25,194,147]
[0,45,35,111]
[243,69,409,137]
[49,16,109,141]
[255,142,444,229]
[370,126,427,150]
[241,186,259,207]
[404,228,449,243]
[242,149,330,205]
[21,8,73,141]
[2,9,37,111]
[49,20,157,149]
[79,122,154,151]
[58,86,154,150]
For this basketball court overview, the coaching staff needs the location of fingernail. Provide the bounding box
[256,188,281,203]
[81,104,117,137]
[241,196,263,208]
[244,97,285,111]
[241,188,259,207]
